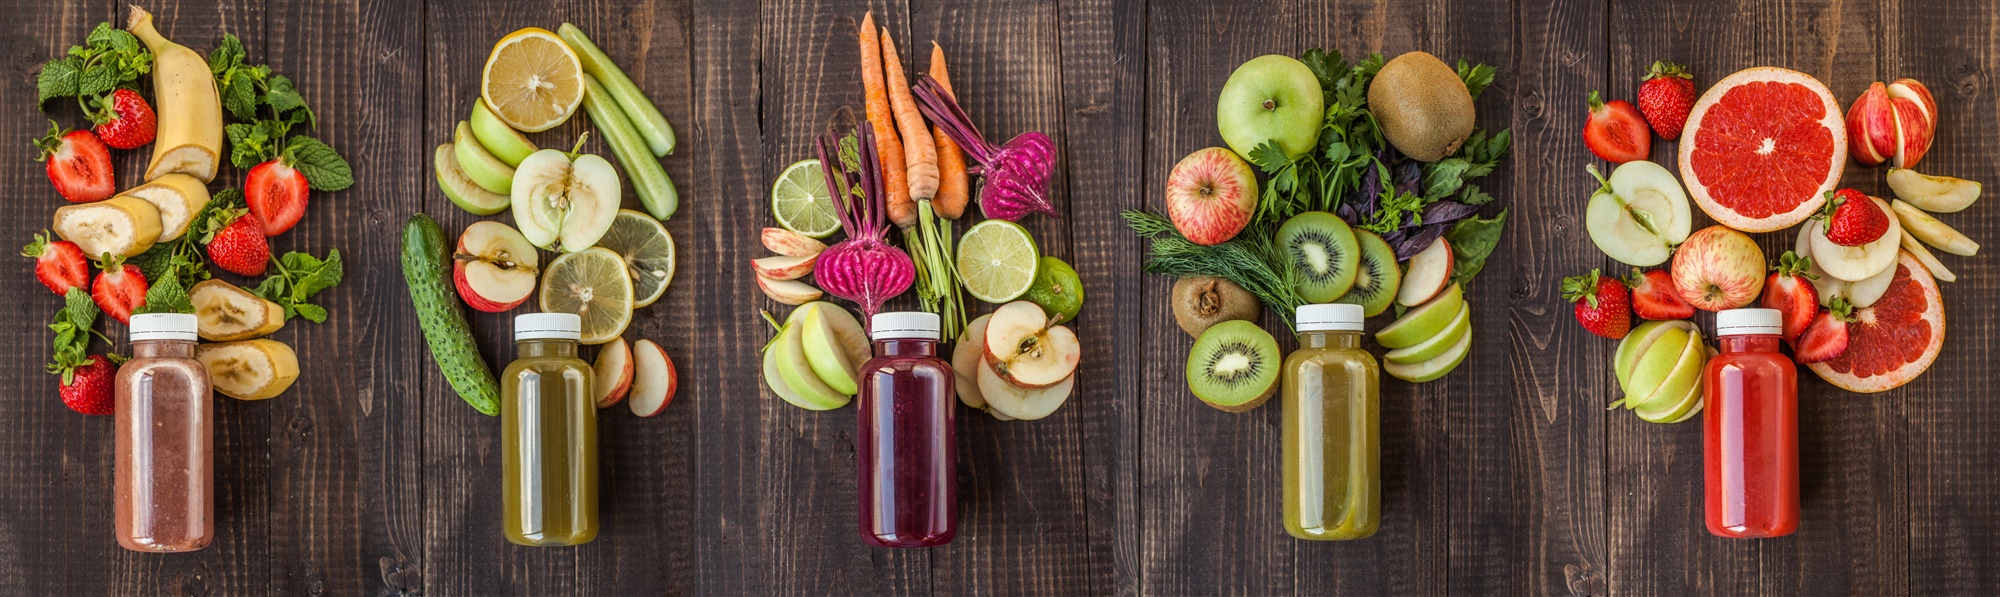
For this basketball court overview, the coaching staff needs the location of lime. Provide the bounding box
[771,159,839,239]
[1023,256,1084,323]
[595,209,676,308]
[957,220,1040,303]
[539,247,634,345]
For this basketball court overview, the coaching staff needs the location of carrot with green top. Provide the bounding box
[926,41,969,219]
[880,29,937,224]
[859,12,912,228]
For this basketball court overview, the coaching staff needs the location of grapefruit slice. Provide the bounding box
[1807,251,1944,393]
[1679,67,1847,232]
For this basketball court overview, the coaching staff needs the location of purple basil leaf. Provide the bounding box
[1392,224,1448,260]
[1422,201,1482,226]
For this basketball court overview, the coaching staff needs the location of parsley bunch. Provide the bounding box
[209,34,353,191]
[36,23,153,120]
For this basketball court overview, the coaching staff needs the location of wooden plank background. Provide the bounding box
[0,0,1994,594]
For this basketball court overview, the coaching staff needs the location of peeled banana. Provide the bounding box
[191,280,286,341]
[121,173,211,242]
[1891,200,1979,256]
[53,195,163,258]
[129,6,223,183]
[197,339,300,400]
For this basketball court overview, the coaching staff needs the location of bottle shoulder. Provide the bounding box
[1285,346,1378,369]
[503,356,592,377]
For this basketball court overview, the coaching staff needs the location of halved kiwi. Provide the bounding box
[1334,230,1402,316]
[1277,211,1360,303]
[1186,320,1281,412]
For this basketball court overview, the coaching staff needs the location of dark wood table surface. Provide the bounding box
[2,0,1996,595]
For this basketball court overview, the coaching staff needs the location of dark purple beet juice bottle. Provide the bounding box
[856,311,957,548]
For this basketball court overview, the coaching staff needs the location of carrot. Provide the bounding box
[880,29,937,224]
[926,41,969,219]
[859,12,911,227]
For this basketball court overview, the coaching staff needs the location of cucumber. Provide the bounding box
[558,23,676,157]
[581,72,679,221]
[401,213,500,415]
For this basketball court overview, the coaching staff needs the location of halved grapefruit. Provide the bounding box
[1808,251,1944,393]
[1679,67,1847,232]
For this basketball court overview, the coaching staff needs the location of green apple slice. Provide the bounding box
[1665,397,1704,424]
[772,324,850,410]
[800,303,870,395]
[470,100,538,166]
[1375,283,1463,349]
[1633,329,1705,412]
[1621,327,1690,408]
[1636,374,1703,423]
[1383,326,1470,383]
[453,121,515,195]
[1613,320,1696,394]
[434,144,511,215]
[1625,329,1703,411]
[1384,302,1469,365]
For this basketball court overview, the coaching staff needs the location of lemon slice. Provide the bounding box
[771,159,840,239]
[595,209,676,308]
[539,247,633,344]
[957,220,1040,303]
[481,28,584,132]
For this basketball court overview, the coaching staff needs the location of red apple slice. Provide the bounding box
[761,227,827,257]
[952,314,993,409]
[629,339,677,417]
[593,337,634,408]
[453,221,540,312]
[982,301,1081,388]
[756,274,823,305]
[751,254,817,280]
[1397,237,1454,307]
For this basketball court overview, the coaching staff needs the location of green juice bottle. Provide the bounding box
[1282,303,1380,540]
[501,313,598,546]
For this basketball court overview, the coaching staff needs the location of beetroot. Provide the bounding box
[911,75,1059,221]
[814,126,915,322]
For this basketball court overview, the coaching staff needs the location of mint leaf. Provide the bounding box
[256,249,343,321]
[79,63,116,97]
[208,33,244,75]
[220,72,260,120]
[37,57,80,104]
[292,303,328,323]
[284,137,352,191]
[132,274,192,315]
[1443,209,1507,288]
[264,75,312,125]
[1457,60,1496,100]
[225,122,270,168]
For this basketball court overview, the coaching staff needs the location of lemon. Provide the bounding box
[539,247,633,345]
[595,209,677,308]
[771,159,840,239]
[957,220,1040,303]
[481,28,584,132]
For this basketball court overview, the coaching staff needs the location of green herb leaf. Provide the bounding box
[37,57,81,104]
[132,274,193,315]
[1458,184,1495,206]
[1457,59,1497,100]
[48,288,103,377]
[254,249,343,321]
[79,63,117,97]
[225,122,272,168]
[1443,209,1508,288]
[1298,48,1348,100]
[283,137,353,191]
[293,303,328,323]
[1245,141,1293,175]
[1421,158,1471,202]
[220,72,261,121]
[1361,189,1423,234]
[208,34,244,76]
[264,75,313,125]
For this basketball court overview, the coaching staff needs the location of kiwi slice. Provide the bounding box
[1334,230,1403,316]
[1186,320,1281,412]
[1277,211,1360,303]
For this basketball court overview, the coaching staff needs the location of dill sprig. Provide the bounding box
[1124,210,1305,329]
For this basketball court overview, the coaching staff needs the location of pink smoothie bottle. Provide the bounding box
[856,311,957,548]
[114,312,212,552]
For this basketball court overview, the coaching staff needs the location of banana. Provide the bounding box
[128,6,223,183]
[120,173,211,242]
[190,280,286,341]
[1886,168,1980,213]
[197,339,300,400]
[53,195,163,258]
[1891,200,1979,256]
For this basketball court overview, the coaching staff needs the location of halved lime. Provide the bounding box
[957,220,1040,303]
[771,159,839,239]
[539,247,634,345]
[595,209,676,308]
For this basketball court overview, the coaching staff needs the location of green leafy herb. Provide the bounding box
[37,22,153,114]
[1361,189,1424,234]
[132,274,193,316]
[283,137,354,191]
[253,249,344,322]
[47,288,113,382]
[211,33,350,189]
[1126,211,1306,328]
[1457,59,1496,100]
[1443,209,1508,288]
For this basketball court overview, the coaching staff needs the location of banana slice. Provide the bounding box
[53,195,163,258]
[190,280,285,341]
[122,174,211,242]
[1891,200,1979,256]
[197,339,300,400]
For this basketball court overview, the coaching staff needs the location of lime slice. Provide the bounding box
[539,247,634,345]
[771,159,839,239]
[957,220,1040,303]
[595,209,676,308]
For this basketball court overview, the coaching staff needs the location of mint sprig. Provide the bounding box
[38,22,152,108]
[210,33,351,190]
[253,249,344,322]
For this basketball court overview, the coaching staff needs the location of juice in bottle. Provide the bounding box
[856,311,957,548]
[1282,303,1380,540]
[501,313,598,546]
[1704,308,1798,538]
[115,313,213,552]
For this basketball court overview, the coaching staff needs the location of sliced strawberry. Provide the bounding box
[90,89,157,150]
[90,254,148,324]
[21,230,90,296]
[1583,91,1652,164]
[53,354,117,416]
[1626,267,1694,320]
[246,160,310,236]
[33,121,115,203]
[1793,298,1853,364]
[1760,251,1820,343]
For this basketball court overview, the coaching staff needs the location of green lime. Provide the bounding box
[1023,256,1083,323]
[771,159,839,239]
[957,220,1040,303]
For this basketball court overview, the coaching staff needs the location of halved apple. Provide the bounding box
[453,121,515,195]
[512,147,620,252]
[1397,237,1454,307]
[1384,302,1468,365]
[751,254,818,281]
[1886,168,1980,213]
[977,354,1075,420]
[1810,195,1902,281]
[435,144,510,215]
[1376,283,1463,349]
[593,337,634,408]
[983,301,1081,389]
[1584,161,1692,267]
[453,221,539,312]
[1625,328,1703,411]
[799,302,870,395]
[1383,327,1470,383]
[629,339,676,417]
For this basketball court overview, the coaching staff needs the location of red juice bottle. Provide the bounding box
[1703,308,1799,538]
[856,311,957,548]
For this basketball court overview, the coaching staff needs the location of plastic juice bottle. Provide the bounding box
[856,311,957,548]
[501,313,598,546]
[1282,303,1380,541]
[115,313,212,552]
[1704,308,1799,539]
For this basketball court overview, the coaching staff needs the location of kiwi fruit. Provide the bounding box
[1277,211,1360,303]
[1186,320,1281,412]
[1368,51,1476,162]
[1171,276,1261,338]
[1334,230,1403,317]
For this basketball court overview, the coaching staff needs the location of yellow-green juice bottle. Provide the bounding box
[1282,303,1379,540]
[501,313,598,546]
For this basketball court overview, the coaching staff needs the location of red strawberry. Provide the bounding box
[246,160,309,236]
[1626,268,1695,321]
[1759,251,1820,343]
[32,121,115,203]
[1561,269,1632,340]
[1636,60,1696,140]
[91,254,148,324]
[206,208,271,276]
[1794,298,1853,364]
[1583,90,1652,163]
[1817,189,1889,247]
[52,354,117,416]
[21,230,90,296]
[89,89,157,150]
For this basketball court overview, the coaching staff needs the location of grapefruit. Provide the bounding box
[1807,251,1944,393]
[1678,67,1847,232]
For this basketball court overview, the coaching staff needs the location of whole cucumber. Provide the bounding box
[401,213,500,415]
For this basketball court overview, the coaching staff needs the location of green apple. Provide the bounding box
[1613,320,1696,392]
[1375,284,1463,349]
[1632,329,1704,411]
[512,148,621,252]
[1623,328,1703,410]
[1216,55,1325,161]
[1585,161,1692,267]
[799,302,870,395]
[1635,375,1703,423]
[1384,327,1470,382]
[470,100,538,166]
[453,121,515,195]
[1384,302,1469,365]
[434,144,510,215]
[772,323,850,410]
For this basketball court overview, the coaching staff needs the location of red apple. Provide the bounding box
[1671,225,1767,311]
[1846,78,1937,168]
[1396,237,1454,307]
[1165,147,1258,245]
[629,339,677,417]
[983,301,1081,389]
[593,337,634,408]
[453,221,539,312]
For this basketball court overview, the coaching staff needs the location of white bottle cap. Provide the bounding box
[871,312,941,340]
[515,312,582,341]
[1296,303,1365,332]
[1715,308,1783,336]
[128,313,198,342]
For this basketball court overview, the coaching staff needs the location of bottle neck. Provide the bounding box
[1718,334,1782,354]
[131,340,196,359]
[872,337,938,357]
[1297,330,1362,349]
[515,339,579,358]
